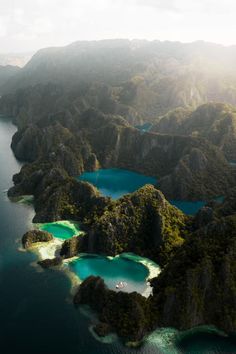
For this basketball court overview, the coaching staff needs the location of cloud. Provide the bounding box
[135,0,178,12]
[0,0,236,52]
[0,19,7,37]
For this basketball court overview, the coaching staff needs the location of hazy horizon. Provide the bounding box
[1,0,236,53]
[2,38,236,56]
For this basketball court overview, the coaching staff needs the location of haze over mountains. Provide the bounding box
[0,52,33,68]
[2,39,236,123]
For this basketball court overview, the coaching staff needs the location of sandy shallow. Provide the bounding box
[35,220,82,238]
[28,238,63,260]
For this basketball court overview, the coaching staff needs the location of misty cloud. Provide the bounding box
[135,0,178,12]
[0,0,236,53]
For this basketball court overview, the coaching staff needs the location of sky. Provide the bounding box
[1,0,236,53]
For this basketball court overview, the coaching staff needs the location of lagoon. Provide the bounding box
[78,168,157,199]
[39,221,80,240]
[69,254,151,295]
[78,168,209,215]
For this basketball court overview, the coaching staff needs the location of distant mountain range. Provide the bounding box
[2,39,236,122]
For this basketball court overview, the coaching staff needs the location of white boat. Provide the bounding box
[115,281,127,289]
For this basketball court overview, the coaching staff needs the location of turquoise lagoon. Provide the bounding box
[78,168,215,215]
[135,122,153,132]
[38,221,80,240]
[171,200,206,215]
[68,253,155,295]
[172,196,224,215]
[78,168,157,200]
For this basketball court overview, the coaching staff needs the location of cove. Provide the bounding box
[68,254,152,296]
[38,220,81,240]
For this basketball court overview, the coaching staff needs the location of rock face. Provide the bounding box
[152,103,236,161]
[0,65,20,94]
[60,236,82,259]
[8,160,107,223]
[74,276,149,342]
[22,229,53,249]
[194,206,214,229]
[151,215,236,333]
[93,323,112,337]
[38,257,62,268]
[11,125,43,161]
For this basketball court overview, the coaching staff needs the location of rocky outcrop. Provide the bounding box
[74,276,149,342]
[8,159,108,223]
[11,125,43,161]
[194,206,214,229]
[22,229,53,249]
[93,323,112,337]
[38,257,62,268]
[60,236,82,259]
[80,185,188,266]
[33,178,108,223]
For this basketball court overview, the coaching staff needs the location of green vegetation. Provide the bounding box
[152,102,236,161]
[151,214,236,333]
[80,185,188,267]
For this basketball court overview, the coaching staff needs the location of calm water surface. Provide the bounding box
[40,223,76,240]
[79,169,209,215]
[79,168,156,200]
[69,254,150,294]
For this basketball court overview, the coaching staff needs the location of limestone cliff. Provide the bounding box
[151,215,236,333]
[7,108,235,201]
[74,276,150,342]
[152,103,236,161]
[80,185,188,266]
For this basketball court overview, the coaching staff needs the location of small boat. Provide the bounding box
[115,281,127,289]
